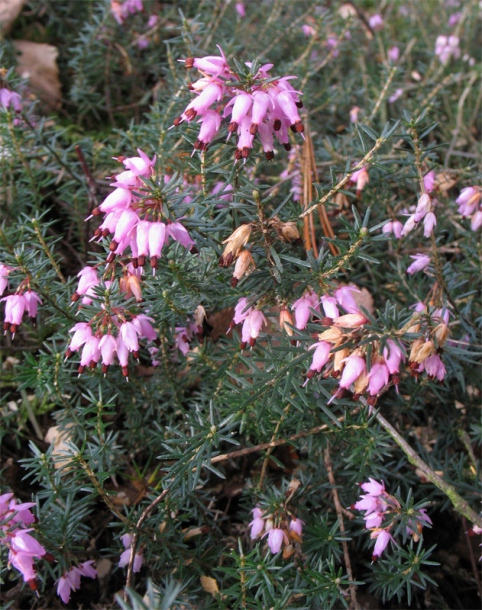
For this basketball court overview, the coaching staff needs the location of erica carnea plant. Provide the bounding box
[1,1,481,608]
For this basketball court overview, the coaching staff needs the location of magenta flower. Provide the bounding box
[241,310,267,347]
[292,290,319,329]
[423,171,436,193]
[456,187,480,217]
[334,286,360,314]
[249,508,265,539]
[339,354,366,389]
[368,14,383,31]
[321,295,339,319]
[423,212,437,237]
[382,220,403,239]
[388,46,399,62]
[371,529,393,559]
[232,297,252,326]
[195,110,222,151]
[368,363,390,396]
[166,222,195,249]
[0,264,12,296]
[266,528,286,554]
[406,254,430,275]
[289,518,304,538]
[119,533,143,572]
[308,341,331,373]
[383,340,405,375]
[360,478,385,496]
[23,290,42,318]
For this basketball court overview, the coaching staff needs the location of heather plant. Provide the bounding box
[0,1,481,609]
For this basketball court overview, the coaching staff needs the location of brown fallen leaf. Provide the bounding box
[13,40,61,112]
[200,575,219,595]
[0,0,26,35]
[435,171,457,192]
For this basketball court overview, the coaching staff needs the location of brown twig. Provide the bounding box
[324,446,359,610]
[300,137,386,220]
[374,410,482,529]
[210,414,350,465]
[462,516,482,597]
[124,489,170,600]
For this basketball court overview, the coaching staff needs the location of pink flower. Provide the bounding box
[99,334,117,369]
[382,220,403,238]
[456,187,480,217]
[308,341,331,373]
[120,321,139,352]
[423,212,437,237]
[371,529,393,559]
[249,508,265,539]
[166,222,195,249]
[388,46,399,62]
[406,254,430,275]
[413,194,431,222]
[301,24,316,37]
[266,528,286,554]
[383,340,405,375]
[334,286,360,314]
[289,518,304,538]
[349,106,360,123]
[23,291,42,318]
[339,354,366,389]
[368,362,390,396]
[423,171,436,194]
[2,294,26,335]
[195,110,222,151]
[80,336,101,369]
[364,511,385,529]
[148,222,167,266]
[401,214,417,237]
[471,210,482,231]
[241,310,267,347]
[292,290,319,329]
[232,297,252,325]
[360,478,385,496]
[68,323,92,353]
[368,14,383,31]
[0,264,12,296]
[388,88,403,104]
[235,2,245,18]
[350,167,369,194]
[321,295,339,319]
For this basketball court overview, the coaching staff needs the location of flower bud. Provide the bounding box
[231,250,255,286]
[409,339,434,364]
[279,308,295,336]
[219,224,252,267]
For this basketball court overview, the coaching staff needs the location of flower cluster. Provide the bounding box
[456,186,481,231]
[354,479,431,560]
[435,35,460,64]
[303,288,449,402]
[249,507,304,556]
[401,193,437,238]
[110,0,143,25]
[1,265,42,339]
[118,533,143,572]
[56,561,97,603]
[219,217,300,287]
[174,47,305,159]
[0,492,48,589]
[66,313,158,379]
[0,87,22,125]
[229,298,267,349]
[90,149,195,272]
